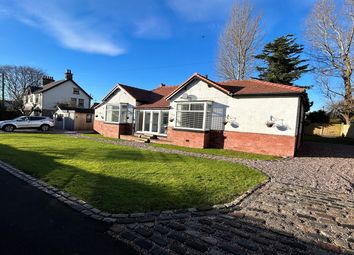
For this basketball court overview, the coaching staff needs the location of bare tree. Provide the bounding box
[0,65,45,114]
[306,0,354,124]
[217,0,262,80]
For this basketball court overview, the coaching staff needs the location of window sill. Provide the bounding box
[172,127,209,133]
[135,131,168,137]
[103,121,129,125]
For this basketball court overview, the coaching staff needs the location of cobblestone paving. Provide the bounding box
[109,182,354,255]
[248,142,354,194]
[74,135,354,254]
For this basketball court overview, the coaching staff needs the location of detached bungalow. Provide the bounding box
[94,73,306,157]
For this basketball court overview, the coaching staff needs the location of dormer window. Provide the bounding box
[73,88,79,95]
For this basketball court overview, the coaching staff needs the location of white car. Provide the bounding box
[0,116,54,132]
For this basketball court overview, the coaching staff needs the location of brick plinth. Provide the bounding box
[167,127,210,148]
[94,120,133,139]
[223,131,296,157]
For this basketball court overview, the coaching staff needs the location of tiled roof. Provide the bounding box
[218,79,305,95]
[166,73,305,99]
[34,80,66,93]
[32,79,93,99]
[99,74,306,110]
[119,84,160,104]
[136,85,179,109]
[58,106,94,113]
[29,86,42,93]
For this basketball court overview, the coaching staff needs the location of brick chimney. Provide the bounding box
[160,83,166,88]
[42,75,54,85]
[65,69,73,80]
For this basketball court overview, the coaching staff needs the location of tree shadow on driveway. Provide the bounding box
[297,141,354,158]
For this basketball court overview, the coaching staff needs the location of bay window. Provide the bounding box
[105,103,128,123]
[175,102,212,131]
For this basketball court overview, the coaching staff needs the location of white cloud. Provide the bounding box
[134,16,171,39]
[167,0,232,22]
[8,0,124,56]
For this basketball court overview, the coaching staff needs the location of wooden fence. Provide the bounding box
[304,123,354,138]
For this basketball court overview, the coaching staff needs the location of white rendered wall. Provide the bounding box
[169,79,300,136]
[94,87,136,124]
[42,80,91,110]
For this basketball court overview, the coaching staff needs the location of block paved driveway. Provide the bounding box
[0,169,137,255]
[108,142,354,254]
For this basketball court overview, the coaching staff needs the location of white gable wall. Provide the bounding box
[42,80,91,110]
[94,87,136,123]
[169,79,300,137]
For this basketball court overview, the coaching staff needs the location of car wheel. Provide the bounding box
[40,124,50,132]
[3,125,15,132]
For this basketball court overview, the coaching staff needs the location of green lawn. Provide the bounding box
[0,133,267,213]
[303,135,354,145]
[82,133,278,160]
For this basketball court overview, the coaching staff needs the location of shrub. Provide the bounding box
[306,110,330,123]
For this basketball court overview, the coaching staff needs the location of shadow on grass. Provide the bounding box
[0,143,207,213]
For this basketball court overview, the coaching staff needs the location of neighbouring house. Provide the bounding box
[94,73,307,157]
[24,70,92,117]
[53,106,94,131]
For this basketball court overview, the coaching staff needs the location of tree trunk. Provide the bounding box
[340,113,351,125]
[343,75,353,124]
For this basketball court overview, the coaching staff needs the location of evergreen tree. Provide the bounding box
[255,34,309,85]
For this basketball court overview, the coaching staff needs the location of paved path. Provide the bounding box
[0,168,137,255]
[109,181,354,254]
[251,142,354,194]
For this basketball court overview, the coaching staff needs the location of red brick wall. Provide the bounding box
[94,120,133,139]
[223,131,296,157]
[167,127,210,148]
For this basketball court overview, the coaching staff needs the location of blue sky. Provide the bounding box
[0,0,324,109]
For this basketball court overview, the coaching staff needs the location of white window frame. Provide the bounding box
[135,110,169,136]
[78,99,84,108]
[104,103,128,124]
[73,88,80,95]
[174,101,212,131]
